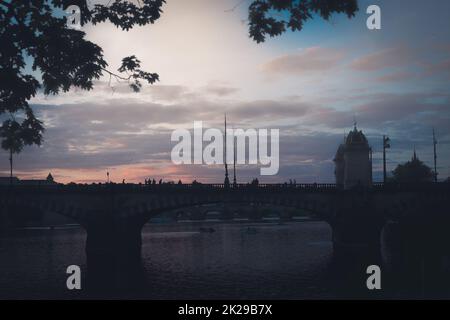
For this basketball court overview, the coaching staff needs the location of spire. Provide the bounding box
[224,113,230,188]
[353,114,357,131]
[413,146,417,161]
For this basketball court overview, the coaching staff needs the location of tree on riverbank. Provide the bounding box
[392,151,434,183]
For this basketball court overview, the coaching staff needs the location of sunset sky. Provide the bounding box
[1,0,449,184]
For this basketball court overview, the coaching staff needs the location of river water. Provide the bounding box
[0,219,429,299]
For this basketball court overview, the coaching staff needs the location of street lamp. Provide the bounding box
[383,135,390,185]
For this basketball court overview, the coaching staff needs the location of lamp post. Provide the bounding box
[383,135,390,185]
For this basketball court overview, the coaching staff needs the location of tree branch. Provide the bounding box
[101,67,133,82]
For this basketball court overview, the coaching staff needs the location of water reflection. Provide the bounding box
[0,220,449,299]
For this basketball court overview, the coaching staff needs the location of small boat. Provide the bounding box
[244,226,258,234]
[199,227,215,233]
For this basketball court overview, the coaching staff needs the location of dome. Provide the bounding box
[345,126,368,146]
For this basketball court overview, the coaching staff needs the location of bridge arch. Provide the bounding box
[3,183,449,292]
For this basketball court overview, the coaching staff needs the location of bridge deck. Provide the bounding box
[1,182,449,194]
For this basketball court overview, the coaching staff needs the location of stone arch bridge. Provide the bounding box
[1,183,449,289]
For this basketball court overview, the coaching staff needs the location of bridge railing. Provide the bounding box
[1,181,448,194]
[0,182,339,193]
[372,182,450,192]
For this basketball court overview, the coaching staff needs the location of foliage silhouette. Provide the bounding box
[392,152,434,183]
[0,0,163,169]
[0,118,43,184]
[247,0,359,43]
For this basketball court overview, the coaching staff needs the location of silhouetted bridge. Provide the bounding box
[1,183,449,290]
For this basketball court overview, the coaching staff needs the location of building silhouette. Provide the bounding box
[334,124,373,189]
[0,173,57,186]
[0,176,19,185]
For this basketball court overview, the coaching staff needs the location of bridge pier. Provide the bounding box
[331,199,385,264]
[84,215,145,295]
[0,205,6,233]
[382,202,450,297]
[326,199,385,296]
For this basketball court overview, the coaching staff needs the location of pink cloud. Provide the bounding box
[350,47,412,71]
[9,163,188,185]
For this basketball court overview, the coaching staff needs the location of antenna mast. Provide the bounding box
[224,114,230,188]
[433,128,438,182]
[233,129,237,187]
[383,135,390,185]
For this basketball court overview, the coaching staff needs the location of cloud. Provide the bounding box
[260,47,346,76]
[229,99,312,123]
[32,96,315,138]
[3,90,450,184]
[350,46,412,71]
[354,94,449,127]
[303,93,450,130]
[203,85,239,97]
[88,82,196,102]
[349,43,450,85]
[423,58,450,78]
[376,71,416,83]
